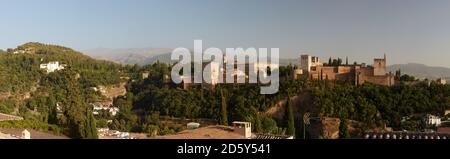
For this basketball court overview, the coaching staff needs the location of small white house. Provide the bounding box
[56,103,63,113]
[424,114,441,126]
[187,122,200,129]
[91,87,99,92]
[445,110,450,116]
[233,121,252,139]
[22,129,31,139]
[12,50,25,54]
[91,103,119,116]
[109,107,119,116]
[40,61,66,73]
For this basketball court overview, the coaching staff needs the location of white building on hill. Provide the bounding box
[40,61,66,73]
[92,103,119,116]
[424,114,441,126]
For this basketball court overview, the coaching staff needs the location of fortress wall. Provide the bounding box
[337,66,352,74]
[362,75,393,86]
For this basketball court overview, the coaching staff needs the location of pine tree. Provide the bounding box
[286,97,295,136]
[220,90,228,126]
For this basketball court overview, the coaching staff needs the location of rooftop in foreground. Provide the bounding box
[155,125,294,139]
[155,126,246,139]
[0,128,69,139]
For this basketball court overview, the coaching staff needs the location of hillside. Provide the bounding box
[388,63,450,81]
[0,42,129,138]
[1,42,123,94]
[0,42,121,115]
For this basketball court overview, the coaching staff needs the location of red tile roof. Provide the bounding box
[437,127,450,134]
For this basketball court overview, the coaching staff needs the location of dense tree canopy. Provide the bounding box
[313,81,450,130]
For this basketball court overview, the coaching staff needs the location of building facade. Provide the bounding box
[424,114,441,126]
[437,78,447,85]
[300,55,322,73]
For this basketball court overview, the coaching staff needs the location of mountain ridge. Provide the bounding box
[83,48,173,65]
[82,48,450,81]
[387,63,450,81]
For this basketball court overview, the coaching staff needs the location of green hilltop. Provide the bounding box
[0,42,126,138]
[1,42,122,93]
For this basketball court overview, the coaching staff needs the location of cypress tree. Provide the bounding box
[346,56,349,65]
[47,95,58,124]
[84,106,98,139]
[63,70,98,139]
[339,118,349,139]
[220,90,228,126]
[254,111,262,133]
[286,97,295,136]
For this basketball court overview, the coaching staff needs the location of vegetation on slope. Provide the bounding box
[0,42,124,138]
[2,43,449,139]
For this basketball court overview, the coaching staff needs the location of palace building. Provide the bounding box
[300,54,395,86]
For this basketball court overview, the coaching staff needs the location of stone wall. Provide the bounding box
[310,66,354,81]
[362,75,394,86]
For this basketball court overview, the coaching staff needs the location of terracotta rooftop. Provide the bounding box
[254,134,294,139]
[437,127,450,134]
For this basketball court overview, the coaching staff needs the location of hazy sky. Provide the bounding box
[1,0,450,67]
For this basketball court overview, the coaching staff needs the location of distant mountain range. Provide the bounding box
[82,49,450,81]
[83,48,299,66]
[83,48,173,65]
[387,63,450,81]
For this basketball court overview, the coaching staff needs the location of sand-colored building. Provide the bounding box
[437,78,447,85]
[300,54,394,86]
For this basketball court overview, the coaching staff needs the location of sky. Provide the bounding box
[1,0,450,67]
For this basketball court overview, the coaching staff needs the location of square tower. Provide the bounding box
[373,54,387,76]
[300,54,322,73]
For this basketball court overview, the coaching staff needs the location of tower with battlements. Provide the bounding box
[373,54,387,76]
